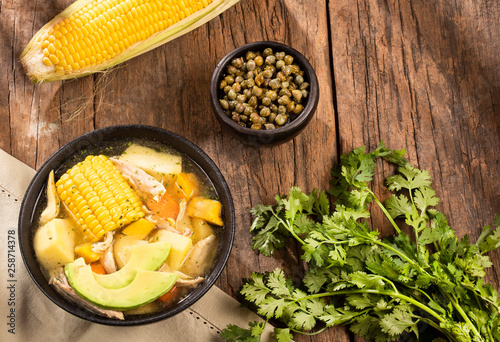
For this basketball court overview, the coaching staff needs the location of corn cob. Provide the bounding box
[21,0,240,83]
[56,155,145,242]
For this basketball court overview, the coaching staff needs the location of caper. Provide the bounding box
[275,114,287,126]
[290,64,300,74]
[223,85,231,94]
[247,59,256,71]
[263,69,274,79]
[261,96,271,106]
[295,75,304,85]
[278,105,287,115]
[236,94,247,103]
[291,89,303,101]
[255,73,265,86]
[227,89,237,100]
[238,122,246,127]
[278,95,291,105]
[275,60,285,70]
[300,82,309,90]
[257,117,266,125]
[248,96,258,107]
[224,75,235,85]
[288,82,297,90]
[276,71,286,81]
[281,81,290,89]
[240,114,249,122]
[268,90,278,101]
[269,79,281,89]
[219,99,229,110]
[264,123,276,130]
[286,101,295,113]
[270,104,278,113]
[250,123,262,130]
[301,89,309,99]
[244,106,254,116]
[269,112,277,122]
[281,65,292,76]
[265,64,276,73]
[246,51,256,60]
[263,48,273,56]
[229,100,237,109]
[265,55,276,65]
[232,82,241,93]
[260,107,271,117]
[243,89,252,98]
[293,104,304,115]
[231,114,240,123]
[246,70,256,79]
[235,103,245,113]
[249,112,261,123]
[231,57,244,68]
[275,51,285,60]
[254,55,264,66]
[284,55,294,65]
[252,86,263,97]
[219,80,227,89]
[235,75,244,84]
[227,65,238,75]
[279,88,292,98]
[246,78,255,88]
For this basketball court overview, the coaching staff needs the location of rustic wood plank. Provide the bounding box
[330,0,499,338]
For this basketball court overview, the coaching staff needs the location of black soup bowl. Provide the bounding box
[210,41,319,146]
[18,125,235,326]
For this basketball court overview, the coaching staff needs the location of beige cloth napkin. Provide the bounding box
[0,149,273,342]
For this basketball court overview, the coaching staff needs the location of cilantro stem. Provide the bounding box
[274,212,305,246]
[367,190,401,234]
[290,289,445,324]
[448,293,482,339]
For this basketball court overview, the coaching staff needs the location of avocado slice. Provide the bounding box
[94,242,171,289]
[65,258,178,310]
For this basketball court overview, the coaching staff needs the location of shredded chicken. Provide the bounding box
[39,170,60,225]
[175,199,192,236]
[51,270,124,320]
[111,158,166,202]
[145,214,181,234]
[174,271,205,288]
[92,231,114,254]
[180,235,217,278]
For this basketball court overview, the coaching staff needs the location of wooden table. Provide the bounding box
[1,0,499,341]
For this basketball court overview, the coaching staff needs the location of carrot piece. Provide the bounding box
[90,261,106,275]
[158,285,178,304]
[147,194,180,220]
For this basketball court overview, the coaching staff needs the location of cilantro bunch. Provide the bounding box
[221,143,500,342]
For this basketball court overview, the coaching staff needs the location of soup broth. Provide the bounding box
[32,139,223,318]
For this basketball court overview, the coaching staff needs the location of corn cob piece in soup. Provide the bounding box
[33,141,223,318]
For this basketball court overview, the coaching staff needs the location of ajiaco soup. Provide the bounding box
[33,142,223,319]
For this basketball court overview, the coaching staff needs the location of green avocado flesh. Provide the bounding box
[65,258,178,310]
[94,242,171,289]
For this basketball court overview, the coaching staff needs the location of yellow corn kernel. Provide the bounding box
[56,155,145,242]
[34,0,216,73]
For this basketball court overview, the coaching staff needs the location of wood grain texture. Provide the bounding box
[330,1,499,339]
[1,0,498,340]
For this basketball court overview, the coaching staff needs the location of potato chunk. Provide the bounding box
[119,144,182,181]
[34,218,75,274]
[151,230,192,270]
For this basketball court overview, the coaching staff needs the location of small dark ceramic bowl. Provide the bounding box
[210,41,319,146]
[18,125,235,326]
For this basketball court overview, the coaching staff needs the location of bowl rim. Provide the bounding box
[210,41,319,142]
[18,124,235,326]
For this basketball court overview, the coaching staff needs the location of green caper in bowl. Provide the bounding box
[218,48,310,130]
[210,41,319,146]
